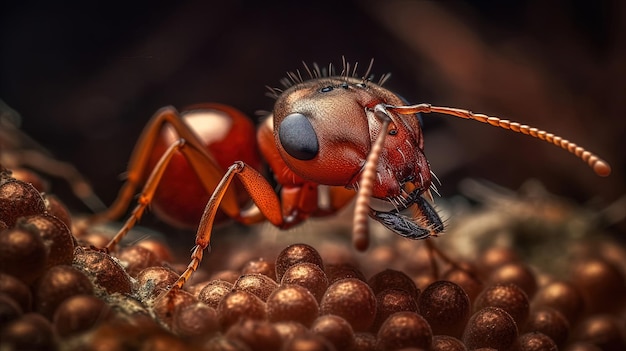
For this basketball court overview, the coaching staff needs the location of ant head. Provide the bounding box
[272,76,432,200]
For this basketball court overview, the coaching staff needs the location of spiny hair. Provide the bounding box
[266,57,392,99]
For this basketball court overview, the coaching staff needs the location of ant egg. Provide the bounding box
[53,294,111,337]
[517,332,558,351]
[266,284,319,327]
[0,227,47,285]
[462,307,518,350]
[474,283,530,327]
[523,307,570,347]
[72,249,132,295]
[224,319,282,351]
[0,273,32,312]
[34,265,94,319]
[372,288,418,333]
[376,311,433,351]
[275,243,324,281]
[311,314,356,351]
[418,280,470,338]
[0,178,46,227]
[280,262,329,302]
[320,278,376,332]
[217,290,267,330]
[233,273,279,302]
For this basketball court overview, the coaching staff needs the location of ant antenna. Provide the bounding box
[352,104,392,251]
[388,104,611,177]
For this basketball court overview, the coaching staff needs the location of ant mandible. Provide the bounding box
[89,59,611,293]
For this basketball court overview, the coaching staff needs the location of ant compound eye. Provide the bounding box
[279,113,319,160]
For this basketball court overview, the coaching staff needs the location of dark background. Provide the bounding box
[1,1,624,223]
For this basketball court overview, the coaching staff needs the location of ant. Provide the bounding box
[88,59,611,294]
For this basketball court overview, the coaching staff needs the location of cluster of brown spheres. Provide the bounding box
[1,167,626,351]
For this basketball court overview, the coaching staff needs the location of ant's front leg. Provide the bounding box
[172,161,285,290]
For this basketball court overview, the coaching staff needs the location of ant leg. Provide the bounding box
[105,136,239,251]
[7,150,106,212]
[91,106,231,224]
[171,161,284,291]
[0,100,105,211]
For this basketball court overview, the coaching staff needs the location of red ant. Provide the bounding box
[89,59,611,292]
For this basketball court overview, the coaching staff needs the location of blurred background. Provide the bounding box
[1,0,624,227]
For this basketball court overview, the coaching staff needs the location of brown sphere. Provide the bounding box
[76,232,109,249]
[20,213,74,269]
[572,315,626,351]
[0,273,32,312]
[276,243,324,281]
[73,248,132,295]
[282,333,336,351]
[418,280,470,338]
[198,280,234,309]
[478,247,521,275]
[325,263,367,284]
[281,262,329,302]
[136,266,180,299]
[153,288,198,328]
[210,270,243,284]
[233,273,279,302]
[372,289,418,332]
[532,280,584,324]
[267,284,319,327]
[34,264,94,318]
[9,168,49,193]
[376,311,433,351]
[116,245,160,277]
[442,265,484,303]
[241,257,276,281]
[273,321,309,342]
[53,294,111,337]
[136,239,173,263]
[517,332,558,351]
[523,307,569,347]
[311,314,355,351]
[564,342,604,351]
[217,290,267,330]
[320,278,377,332]
[474,283,529,327]
[224,319,282,351]
[204,335,252,351]
[570,258,626,315]
[0,294,22,327]
[431,335,467,351]
[42,193,72,229]
[353,332,377,351]
[0,178,46,227]
[0,227,47,284]
[368,269,419,298]
[0,313,55,350]
[488,262,537,298]
[462,307,518,351]
[172,301,219,338]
